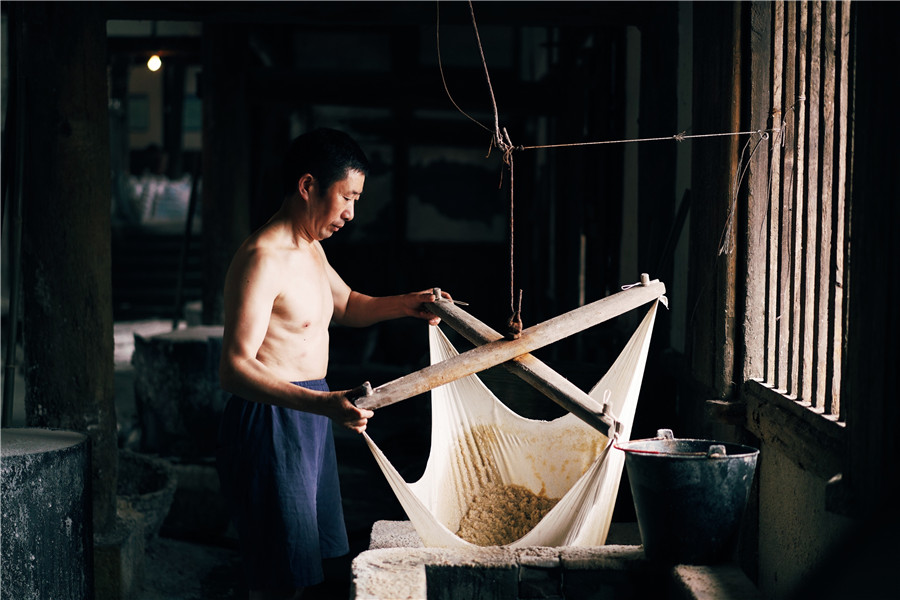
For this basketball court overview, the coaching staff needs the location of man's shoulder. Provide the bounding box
[231,234,289,275]
[241,224,295,256]
[240,235,325,272]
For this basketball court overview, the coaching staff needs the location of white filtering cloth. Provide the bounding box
[363,300,660,548]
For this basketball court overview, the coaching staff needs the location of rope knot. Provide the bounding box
[496,127,516,166]
[505,289,524,340]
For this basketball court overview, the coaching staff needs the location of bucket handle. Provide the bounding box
[619,430,731,458]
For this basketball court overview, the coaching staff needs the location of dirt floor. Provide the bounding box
[136,407,427,600]
[137,535,356,599]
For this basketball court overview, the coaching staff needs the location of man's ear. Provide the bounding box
[297,174,315,201]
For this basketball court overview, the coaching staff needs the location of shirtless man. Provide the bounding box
[216,128,447,600]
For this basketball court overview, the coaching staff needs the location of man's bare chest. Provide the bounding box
[270,253,333,329]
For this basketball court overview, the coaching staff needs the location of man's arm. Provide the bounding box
[339,290,444,327]
[319,243,446,327]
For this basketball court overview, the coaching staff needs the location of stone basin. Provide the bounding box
[116,449,178,541]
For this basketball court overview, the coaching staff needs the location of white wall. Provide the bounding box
[756,444,852,598]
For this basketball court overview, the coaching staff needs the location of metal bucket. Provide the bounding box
[616,429,759,564]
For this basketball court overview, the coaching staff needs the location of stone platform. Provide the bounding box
[351,521,761,600]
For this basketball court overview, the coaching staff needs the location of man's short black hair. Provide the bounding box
[282,128,370,198]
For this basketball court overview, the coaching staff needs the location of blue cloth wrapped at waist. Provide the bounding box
[216,379,348,590]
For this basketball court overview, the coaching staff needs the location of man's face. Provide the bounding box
[309,169,365,240]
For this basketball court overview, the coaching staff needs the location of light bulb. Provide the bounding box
[147,55,162,72]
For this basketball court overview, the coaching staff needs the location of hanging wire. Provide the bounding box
[756,98,799,246]
[436,0,492,134]
[437,0,789,333]
[519,128,781,152]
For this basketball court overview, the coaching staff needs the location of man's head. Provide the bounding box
[282,128,370,199]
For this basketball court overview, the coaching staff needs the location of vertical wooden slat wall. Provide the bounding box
[759,1,850,418]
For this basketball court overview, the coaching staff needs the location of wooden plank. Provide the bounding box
[800,1,821,405]
[766,1,785,385]
[789,1,808,397]
[815,1,836,411]
[356,281,665,412]
[424,295,618,436]
[744,0,773,384]
[776,0,796,391]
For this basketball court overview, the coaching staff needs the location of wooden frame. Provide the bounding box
[357,279,666,438]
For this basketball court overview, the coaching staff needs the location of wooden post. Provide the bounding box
[201,24,251,325]
[843,1,900,517]
[357,281,665,415]
[689,2,740,401]
[20,2,117,534]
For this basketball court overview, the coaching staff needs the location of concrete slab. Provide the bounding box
[357,520,760,600]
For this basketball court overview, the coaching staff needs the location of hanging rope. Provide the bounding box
[449,0,523,338]
[756,98,800,246]
[469,1,501,148]
[437,0,789,334]
[437,1,521,336]
[503,136,523,338]
[717,130,768,256]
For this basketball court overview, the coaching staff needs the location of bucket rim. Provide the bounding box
[614,436,759,459]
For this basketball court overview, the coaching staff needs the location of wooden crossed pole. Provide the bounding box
[355,276,665,438]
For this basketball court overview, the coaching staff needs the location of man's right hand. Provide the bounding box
[330,382,375,433]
